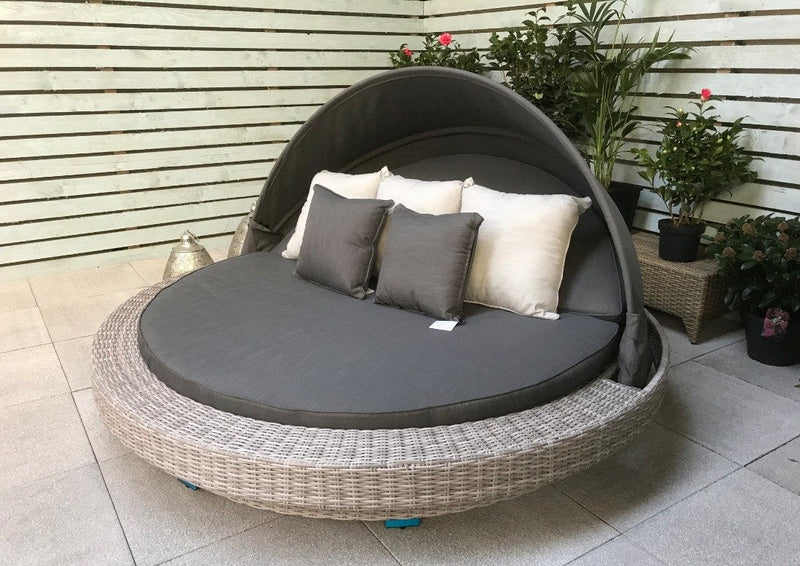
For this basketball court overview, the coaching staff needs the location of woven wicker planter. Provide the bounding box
[92,284,669,520]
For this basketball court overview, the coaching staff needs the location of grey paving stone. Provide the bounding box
[568,535,665,566]
[0,278,36,314]
[748,435,800,496]
[73,387,130,462]
[54,335,96,391]
[101,454,275,566]
[0,393,94,489]
[0,307,50,353]
[366,485,617,566]
[130,256,169,285]
[651,310,743,365]
[697,340,800,402]
[655,361,800,464]
[627,468,800,566]
[39,289,142,342]
[162,516,398,566]
[557,422,737,531]
[0,464,133,566]
[29,263,147,307]
[0,343,69,407]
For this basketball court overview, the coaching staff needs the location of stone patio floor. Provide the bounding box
[1,253,799,565]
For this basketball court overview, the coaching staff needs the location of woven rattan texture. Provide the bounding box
[634,232,727,343]
[92,283,669,520]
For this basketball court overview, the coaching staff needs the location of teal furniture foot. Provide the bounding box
[177,478,199,491]
[384,518,420,528]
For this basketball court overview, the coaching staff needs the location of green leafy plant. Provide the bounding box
[569,0,690,189]
[706,215,800,315]
[631,90,758,226]
[390,33,484,74]
[487,9,584,142]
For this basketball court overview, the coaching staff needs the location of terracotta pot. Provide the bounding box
[742,311,800,367]
[658,219,705,262]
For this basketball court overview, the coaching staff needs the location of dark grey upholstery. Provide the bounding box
[294,186,392,299]
[375,205,483,321]
[242,68,649,387]
[139,252,620,429]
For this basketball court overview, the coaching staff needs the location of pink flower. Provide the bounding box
[402,47,413,57]
[438,33,453,46]
[676,121,682,127]
[700,88,712,101]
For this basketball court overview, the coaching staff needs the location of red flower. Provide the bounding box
[438,32,453,46]
[700,88,712,101]
[402,47,413,57]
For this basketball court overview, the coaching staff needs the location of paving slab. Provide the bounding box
[101,454,274,566]
[0,464,133,566]
[39,289,142,342]
[0,343,69,407]
[697,340,800,402]
[747,435,800,496]
[655,361,800,464]
[0,307,50,353]
[557,422,737,531]
[651,310,743,365]
[627,468,800,566]
[54,335,96,391]
[162,516,398,566]
[130,256,168,286]
[73,387,130,462]
[0,278,36,313]
[367,485,617,566]
[0,393,94,489]
[568,535,665,566]
[29,263,147,307]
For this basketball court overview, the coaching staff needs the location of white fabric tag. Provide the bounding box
[429,320,458,331]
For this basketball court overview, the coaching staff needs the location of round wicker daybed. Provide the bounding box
[93,67,670,520]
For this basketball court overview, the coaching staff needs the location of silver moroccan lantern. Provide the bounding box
[163,230,214,280]
[227,202,256,258]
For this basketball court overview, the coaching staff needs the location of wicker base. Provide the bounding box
[92,283,669,520]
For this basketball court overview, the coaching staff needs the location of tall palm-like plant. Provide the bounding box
[568,0,690,189]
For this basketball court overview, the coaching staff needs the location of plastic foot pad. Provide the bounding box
[177,478,199,491]
[384,518,421,528]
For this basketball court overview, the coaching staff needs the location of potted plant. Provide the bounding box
[568,0,690,228]
[391,33,484,74]
[706,215,800,366]
[631,89,758,261]
[486,8,584,143]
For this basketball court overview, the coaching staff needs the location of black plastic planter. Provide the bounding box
[743,311,800,366]
[608,182,643,230]
[658,219,705,262]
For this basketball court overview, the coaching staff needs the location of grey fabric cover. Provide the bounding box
[138,252,621,429]
[294,185,392,299]
[375,205,483,321]
[240,68,649,388]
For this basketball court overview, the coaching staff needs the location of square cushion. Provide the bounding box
[294,185,393,299]
[282,166,391,260]
[374,175,468,272]
[461,184,592,319]
[375,205,483,321]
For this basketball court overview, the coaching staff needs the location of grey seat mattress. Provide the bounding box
[138,251,621,429]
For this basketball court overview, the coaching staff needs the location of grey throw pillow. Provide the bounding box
[375,205,483,321]
[294,185,393,299]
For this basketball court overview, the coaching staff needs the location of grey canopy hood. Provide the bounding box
[242,67,650,387]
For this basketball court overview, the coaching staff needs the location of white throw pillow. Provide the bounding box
[461,184,592,319]
[374,175,467,271]
[282,167,391,260]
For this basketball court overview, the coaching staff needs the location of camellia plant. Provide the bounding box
[707,215,800,316]
[390,33,484,74]
[631,89,758,226]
